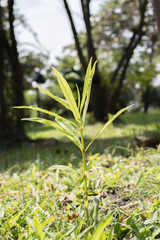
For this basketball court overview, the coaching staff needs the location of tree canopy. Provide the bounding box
[62,0,160,115]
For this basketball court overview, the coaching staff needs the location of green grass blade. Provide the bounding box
[22,117,81,149]
[52,67,80,122]
[77,224,95,239]
[9,199,32,223]
[33,216,45,240]
[80,58,92,114]
[86,105,134,151]
[14,105,78,128]
[90,216,112,240]
[37,84,70,110]
[82,61,97,126]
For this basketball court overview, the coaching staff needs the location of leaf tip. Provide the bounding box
[52,66,58,74]
[127,104,135,109]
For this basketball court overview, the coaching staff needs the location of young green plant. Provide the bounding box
[14,59,133,222]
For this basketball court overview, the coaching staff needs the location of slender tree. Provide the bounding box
[152,0,160,39]
[63,0,87,73]
[63,0,106,120]
[107,0,148,112]
[8,0,25,141]
[0,3,6,140]
[0,0,25,143]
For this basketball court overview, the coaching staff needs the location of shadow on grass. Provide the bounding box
[0,135,134,172]
[1,110,160,172]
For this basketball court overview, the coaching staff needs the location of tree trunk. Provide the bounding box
[63,0,87,73]
[108,29,145,112]
[108,0,148,113]
[152,0,160,39]
[80,0,107,120]
[0,5,6,140]
[8,0,25,141]
[63,0,106,120]
[143,85,150,113]
[80,0,96,61]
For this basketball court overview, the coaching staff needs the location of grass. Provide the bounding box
[1,111,160,239]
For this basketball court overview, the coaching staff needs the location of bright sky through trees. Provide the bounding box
[16,0,103,63]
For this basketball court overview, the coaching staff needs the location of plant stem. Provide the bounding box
[80,128,89,221]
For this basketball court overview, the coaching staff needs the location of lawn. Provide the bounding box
[1,111,160,239]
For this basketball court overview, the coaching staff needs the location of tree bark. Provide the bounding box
[152,0,160,39]
[80,0,96,62]
[81,0,107,120]
[0,5,6,140]
[8,0,25,141]
[63,0,106,120]
[63,0,87,73]
[143,85,150,113]
[108,29,145,112]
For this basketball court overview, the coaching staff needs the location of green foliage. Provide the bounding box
[90,216,112,240]
[15,59,132,152]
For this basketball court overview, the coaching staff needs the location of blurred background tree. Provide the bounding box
[63,0,160,118]
[152,0,160,39]
[0,0,25,143]
[0,0,49,144]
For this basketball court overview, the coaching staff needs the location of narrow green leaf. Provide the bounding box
[33,216,45,240]
[86,105,134,151]
[78,224,95,239]
[37,84,70,110]
[52,67,80,122]
[82,61,97,126]
[80,58,92,113]
[9,200,32,223]
[22,117,81,149]
[101,232,107,240]
[54,225,76,240]
[151,228,160,239]
[41,218,54,228]
[75,84,81,110]
[48,165,79,174]
[76,218,85,235]
[22,117,63,130]
[90,216,112,240]
[14,105,78,128]
[55,118,81,146]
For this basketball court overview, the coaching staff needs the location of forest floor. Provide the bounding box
[1,111,160,239]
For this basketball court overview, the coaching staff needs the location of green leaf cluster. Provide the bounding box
[14,59,132,152]
[14,58,133,224]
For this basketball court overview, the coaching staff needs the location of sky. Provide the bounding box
[16,0,104,64]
